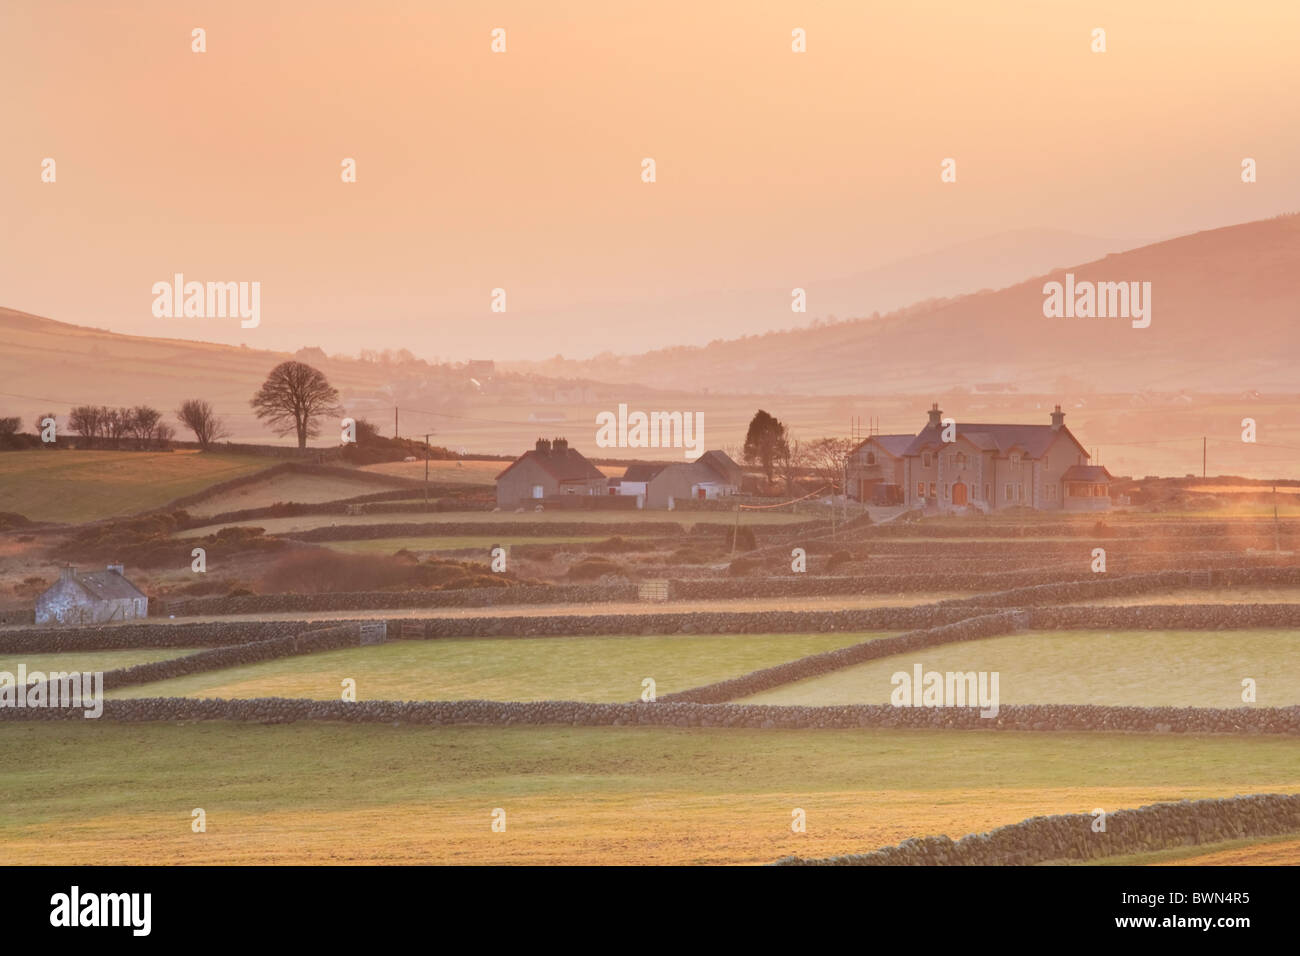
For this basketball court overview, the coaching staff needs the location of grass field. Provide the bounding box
[361,460,531,484]
[1,723,1295,865]
[0,450,271,523]
[0,648,199,675]
[1081,833,1300,866]
[323,535,633,554]
[187,471,408,516]
[1092,587,1300,605]
[153,592,968,625]
[738,629,1300,708]
[179,508,809,537]
[106,632,892,702]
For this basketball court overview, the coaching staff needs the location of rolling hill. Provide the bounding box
[509,214,1300,395]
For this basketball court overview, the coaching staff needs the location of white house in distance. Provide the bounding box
[607,451,743,509]
[36,565,148,625]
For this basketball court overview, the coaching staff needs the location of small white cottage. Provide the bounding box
[36,564,148,625]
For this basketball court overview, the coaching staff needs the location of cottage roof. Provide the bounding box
[71,570,145,601]
[650,461,718,486]
[695,450,743,485]
[619,462,670,483]
[496,445,604,483]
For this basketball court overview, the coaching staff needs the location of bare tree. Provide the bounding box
[804,437,855,495]
[69,405,105,447]
[176,399,231,449]
[250,361,342,448]
[103,407,132,449]
[129,406,162,447]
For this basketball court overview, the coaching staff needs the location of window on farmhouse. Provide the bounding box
[922,452,932,468]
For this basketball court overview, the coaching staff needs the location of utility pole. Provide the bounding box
[395,407,399,439]
[731,498,741,557]
[424,433,431,510]
[1202,437,1206,479]
[1274,484,1280,552]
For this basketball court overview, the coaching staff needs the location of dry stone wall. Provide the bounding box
[773,792,1300,866]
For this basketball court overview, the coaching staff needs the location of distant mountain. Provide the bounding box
[510,228,1147,358]
[508,215,1300,394]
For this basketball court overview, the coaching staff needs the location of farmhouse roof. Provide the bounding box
[1062,464,1113,482]
[851,434,914,458]
[695,450,743,485]
[620,462,670,483]
[905,423,1084,459]
[496,443,604,483]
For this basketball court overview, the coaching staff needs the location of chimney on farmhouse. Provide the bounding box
[107,564,125,576]
[60,564,76,582]
[1050,405,1065,431]
[553,437,568,452]
[927,403,943,429]
[535,438,551,453]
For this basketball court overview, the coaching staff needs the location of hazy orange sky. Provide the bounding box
[2,0,1297,360]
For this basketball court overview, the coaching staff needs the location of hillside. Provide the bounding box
[0,309,399,441]
[509,214,1300,395]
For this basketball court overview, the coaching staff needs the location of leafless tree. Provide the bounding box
[69,405,105,446]
[250,361,342,448]
[804,437,856,495]
[129,406,162,447]
[176,399,231,449]
[103,407,132,449]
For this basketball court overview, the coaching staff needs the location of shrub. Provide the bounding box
[826,550,854,571]
[259,550,518,594]
[566,556,622,580]
[588,536,642,553]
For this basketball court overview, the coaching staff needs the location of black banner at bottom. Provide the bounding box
[0,863,1283,942]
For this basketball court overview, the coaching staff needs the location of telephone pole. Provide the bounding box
[395,407,399,439]
[1274,484,1280,553]
[424,433,432,510]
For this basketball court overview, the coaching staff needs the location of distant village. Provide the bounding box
[494,403,1112,515]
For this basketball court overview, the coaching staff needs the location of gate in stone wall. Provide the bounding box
[359,621,387,645]
[638,579,669,602]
